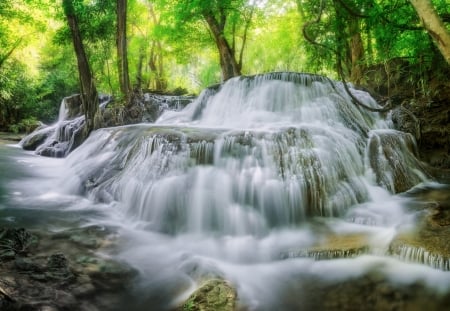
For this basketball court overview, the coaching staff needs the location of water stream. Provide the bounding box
[3,73,450,310]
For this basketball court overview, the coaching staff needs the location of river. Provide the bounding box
[2,73,450,310]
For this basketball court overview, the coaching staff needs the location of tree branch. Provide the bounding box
[0,38,22,70]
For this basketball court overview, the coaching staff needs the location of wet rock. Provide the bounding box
[72,282,96,298]
[178,279,237,311]
[63,94,83,119]
[281,234,370,260]
[391,106,420,141]
[367,130,431,193]
[20,126,55,151]
[81,257,137,291]
[0,226,135,311]
[316,272,450,311]
[51,225,115,250]
[390,184,450,270]
[14,257,42,272]
[46,253,74,281]
[99,92,195,127]
[0,228,38,259]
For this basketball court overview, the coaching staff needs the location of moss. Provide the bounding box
[179,279,237,311]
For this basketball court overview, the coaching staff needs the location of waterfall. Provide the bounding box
[20,95,86,157]
[390,244,450,271]
[62,73,428,237]
[10,72,449,311]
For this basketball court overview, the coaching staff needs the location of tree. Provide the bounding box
[298,0,448,87]
[62,0,99,135]
[409,0,450,65]
[168,0,255,81]
[117,0,132,104]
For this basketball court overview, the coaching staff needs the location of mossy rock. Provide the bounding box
[179,279,237,311]
[281,233,370,260]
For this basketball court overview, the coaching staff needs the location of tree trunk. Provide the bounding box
[203,12,241,81]
[117,0,131,104]
[148,41,167,91]
[0,38,22,70]
[63,0,98,136]
[333,0,351,78]
[409,0,450,65]
[349,19,365,84]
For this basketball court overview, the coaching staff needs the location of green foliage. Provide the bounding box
[296,0,449,83]
[0,0,448,132]
[36,43,79,123]
[0,61,38,131]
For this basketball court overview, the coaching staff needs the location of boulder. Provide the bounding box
[367,130,431,193]
[20,127,54,151]
[178,279,237,311]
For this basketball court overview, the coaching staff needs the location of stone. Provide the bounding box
[14,257,42,272]
[20,127,54,151]
[389,184,450,270]
[0,228,38,259]
[281,233,370,260]
[178,279,237,311]
[367,130,431,193]
[63,94,83,119]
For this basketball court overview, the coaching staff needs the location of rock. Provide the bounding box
[51,225,115,250]
[178,279,237,311]
[390,106,420,141]
[62,94,83,119]
[0,226,134,311]
[367,130,431,193]
[314,271,450,311]
[72,282,96,297]
[0,228,38,259]
[390,184,450,270]
[281,234,370,260]
[46,253,74,281]
[83,258,137,291]
[20,126,54,151]
[14,257,42,272]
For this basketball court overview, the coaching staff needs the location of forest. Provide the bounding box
[0,0,449,134]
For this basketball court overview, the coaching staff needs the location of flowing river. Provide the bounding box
[2,73,450,310]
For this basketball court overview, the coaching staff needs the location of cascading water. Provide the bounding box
[8,73,450,310]
[65,74,386,232]
[20,94,87,157]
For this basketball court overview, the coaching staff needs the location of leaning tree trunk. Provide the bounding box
[203,12,241,81]
[63,0,98,136]
[409,0,450,65]
[117,0,132,105]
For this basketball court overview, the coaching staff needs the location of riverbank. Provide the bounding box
[0,132,24,145]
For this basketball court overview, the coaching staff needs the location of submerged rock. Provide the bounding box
[0,226,135,311]
[315,271,450,311]
[390,184,450,270]
[0,228,38,259]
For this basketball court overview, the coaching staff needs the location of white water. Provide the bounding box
[5,73,450,310]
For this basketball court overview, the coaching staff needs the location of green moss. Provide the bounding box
[179,279,237,311]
